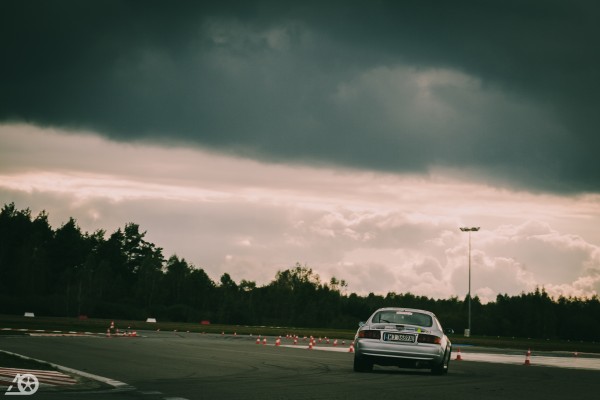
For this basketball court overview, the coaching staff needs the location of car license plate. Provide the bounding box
[383,333,415,343]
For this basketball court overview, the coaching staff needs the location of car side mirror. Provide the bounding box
[358,321,365,327]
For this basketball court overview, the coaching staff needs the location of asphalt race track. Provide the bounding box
[1,331,599,400]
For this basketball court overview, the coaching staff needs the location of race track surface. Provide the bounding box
[1,331,599,400]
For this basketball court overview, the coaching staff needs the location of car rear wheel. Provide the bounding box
[353,355,373,372]
[431,346,451,375]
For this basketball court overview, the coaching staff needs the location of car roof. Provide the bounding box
[372,307,436,317]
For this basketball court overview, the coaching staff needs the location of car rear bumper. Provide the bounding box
[354,338,445,366]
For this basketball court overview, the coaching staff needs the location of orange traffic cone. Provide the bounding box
[333,339,338,347]
[455,348,463,361]
[524,349,532,365]
[348,344,354,353]
[293,338,298,345]
[263,338,267,345]
[256,338,260,344]
[308,341,313,350]
[275,338,281,346]
[106,328,111,337]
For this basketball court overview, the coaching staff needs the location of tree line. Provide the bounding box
[1,203,598,341]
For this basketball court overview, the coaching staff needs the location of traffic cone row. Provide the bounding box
[216,332,354,353]
[217,331,355,351]
[127,328,547,366]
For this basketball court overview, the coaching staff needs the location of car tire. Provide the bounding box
[431,346,451,375]
[353,355,373,372]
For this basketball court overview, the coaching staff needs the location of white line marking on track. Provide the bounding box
[0,367,78,386]
[0,368,77,380]
[277,343,600,371]
[279,344,354,353]
[453,351,600,371]
[0,350,133,390]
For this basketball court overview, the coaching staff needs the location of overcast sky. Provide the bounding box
[1,0,600,301]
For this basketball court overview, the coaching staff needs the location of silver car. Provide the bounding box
[353,307,452,374]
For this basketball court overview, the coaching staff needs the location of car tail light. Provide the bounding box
[417,334,442,344]
[358,330,381,339]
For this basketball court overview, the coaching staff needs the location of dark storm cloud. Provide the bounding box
[1,0,599,192]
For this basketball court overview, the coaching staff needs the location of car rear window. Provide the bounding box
[372,310,433,327]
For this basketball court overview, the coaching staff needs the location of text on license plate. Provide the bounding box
[383,333,415,343]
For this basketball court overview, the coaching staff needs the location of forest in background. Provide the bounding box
[1,203,598,341]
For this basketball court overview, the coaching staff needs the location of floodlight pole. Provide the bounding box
[460,227,480,337]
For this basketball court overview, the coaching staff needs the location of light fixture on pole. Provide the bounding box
[460,226,480,337]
